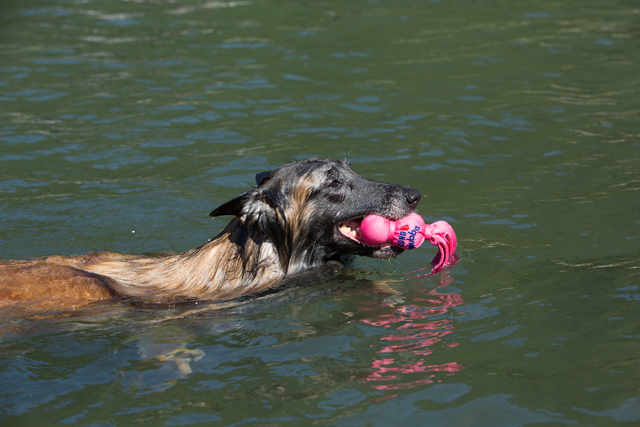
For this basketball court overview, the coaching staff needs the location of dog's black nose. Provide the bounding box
[406,189,421,208]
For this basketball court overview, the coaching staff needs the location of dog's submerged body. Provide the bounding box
[0,159,421,313]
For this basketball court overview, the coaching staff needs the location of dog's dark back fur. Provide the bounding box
[0,159,420,313]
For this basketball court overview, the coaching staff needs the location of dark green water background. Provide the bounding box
[1,0,639,425]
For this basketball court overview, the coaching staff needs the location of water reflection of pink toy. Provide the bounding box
[360,275,465,391]
[360,212,458,275]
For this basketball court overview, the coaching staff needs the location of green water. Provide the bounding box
[1,0,639,425]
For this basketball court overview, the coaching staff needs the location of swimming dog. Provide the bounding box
[0,158,421,313]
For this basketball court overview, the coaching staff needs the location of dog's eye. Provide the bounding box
[328,180,341,188]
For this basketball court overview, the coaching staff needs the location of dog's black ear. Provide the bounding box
[210,188,283,230]
[209,192,250,217]
[255,170,273,186]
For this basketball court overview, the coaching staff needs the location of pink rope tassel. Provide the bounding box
[422,221,458,274]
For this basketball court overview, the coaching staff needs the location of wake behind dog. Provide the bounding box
[0,158,421,314]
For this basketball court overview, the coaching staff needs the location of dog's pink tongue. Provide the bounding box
[360,213,458,275]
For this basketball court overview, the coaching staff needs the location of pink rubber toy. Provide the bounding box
[360,212,458,275]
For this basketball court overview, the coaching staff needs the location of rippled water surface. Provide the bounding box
[1,0,640,425]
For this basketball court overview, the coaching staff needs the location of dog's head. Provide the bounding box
[210,158,421,272]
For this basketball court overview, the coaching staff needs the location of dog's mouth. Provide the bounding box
[337,217,402,259]
[338,219,372,246]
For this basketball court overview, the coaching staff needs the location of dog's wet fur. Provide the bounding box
[0,158,421,314]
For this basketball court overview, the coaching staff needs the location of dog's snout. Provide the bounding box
[405,189,421,208]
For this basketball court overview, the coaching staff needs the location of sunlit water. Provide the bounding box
[1,0,639,425]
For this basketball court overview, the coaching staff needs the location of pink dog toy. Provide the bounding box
[360,212,458,275]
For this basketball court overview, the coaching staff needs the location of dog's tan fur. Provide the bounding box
[1,205,294,313]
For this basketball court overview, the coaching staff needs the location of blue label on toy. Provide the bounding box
[406,226,420,249]
[397,226,420,249]
[397,231,407,248]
